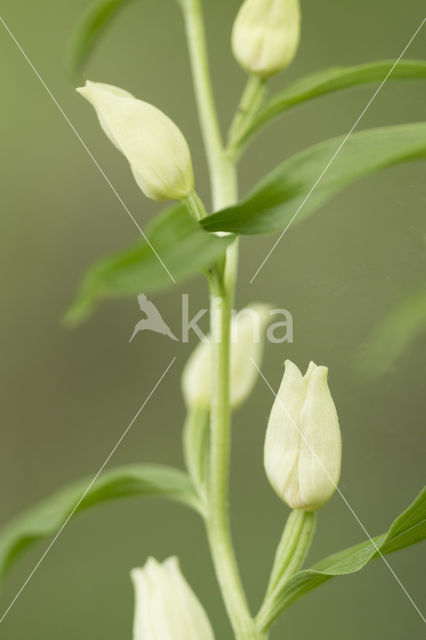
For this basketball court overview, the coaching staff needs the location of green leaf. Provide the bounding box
[354,287,426,379]
[66,204,233,324]
[203,123,426,235]
[257,488,426,630]
[0,464,202,583]
[68,0,136,75]
[242,60,426,145]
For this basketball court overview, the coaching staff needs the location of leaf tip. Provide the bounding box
[62,294,93,328]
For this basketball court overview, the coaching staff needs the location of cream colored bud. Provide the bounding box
[232,0,301,77]
[264,360,341,511]
[182,304,271,409]
[77,81,194,201]
[131,557,214,640]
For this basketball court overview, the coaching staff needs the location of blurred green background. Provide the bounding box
[0,0,425,637]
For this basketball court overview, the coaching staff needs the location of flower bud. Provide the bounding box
[264,360,341,511]
[131,557,214,640]
[77,81,194,201]
[232,0,301,77]
[182,304,271,409]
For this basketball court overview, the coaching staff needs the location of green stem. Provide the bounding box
[181,3,277,637]
[207,288,262,640]
[181,0,233,210]
[183,190,208,220]
[182,2,260,638]
[227,75,266,157]
[256,510,316,631]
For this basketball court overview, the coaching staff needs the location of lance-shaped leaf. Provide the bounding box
[256,487,426,630]
[239,60,426,145]
[68,0,136,75]
[203,123,426,235]
[66,203,234,324]
[0,464,202,584]
[354,287,426,379]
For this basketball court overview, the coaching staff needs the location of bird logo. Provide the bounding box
[129,294,178,342]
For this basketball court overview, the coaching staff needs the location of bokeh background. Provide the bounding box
[0,0,425,637]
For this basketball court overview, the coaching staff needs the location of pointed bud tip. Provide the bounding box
[283,359,303,376]
[163,556,179,570]
[312,364,328,380]
[76,81,96,101]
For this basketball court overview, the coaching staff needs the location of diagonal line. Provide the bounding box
[251,358,426,623]
[250,16,426,284]
[0,357,176,626]
[0,15,176,284]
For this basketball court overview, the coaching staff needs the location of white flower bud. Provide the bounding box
[182,304,271,409]
[264,360,341,511]
[232,0,301,77]
[77,81,194,201]
[131,557,214,640]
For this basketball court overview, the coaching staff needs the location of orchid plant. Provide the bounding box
[1,1,425,638]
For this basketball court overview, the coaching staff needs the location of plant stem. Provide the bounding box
[227,75,266,157]
[184,190,208,220]
[181,2,262,637]
[207,290,245,632]
[207,177,260,640]
[182,0,234,210]
[181,3,269,637]
[207,284,265,640]
[256,510,316,631]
